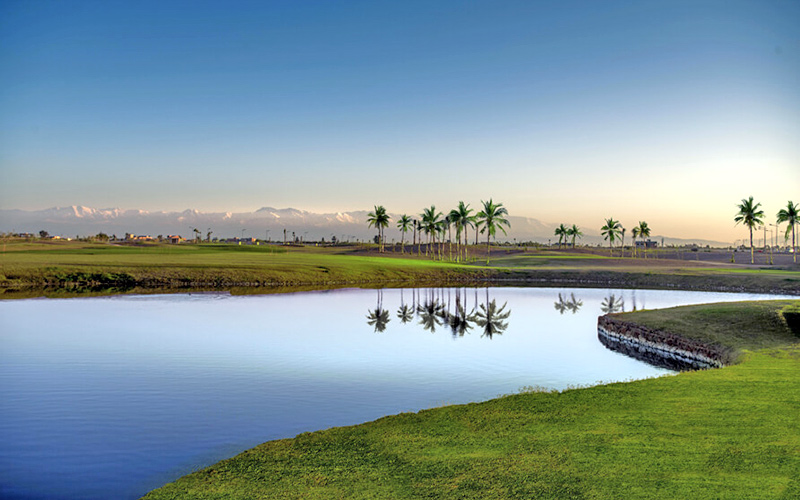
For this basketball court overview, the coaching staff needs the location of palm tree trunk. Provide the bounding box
[750,226,754,264]
[486,231,491,263]
[455,229,460,263]
[448,226,452,261]
[400,231,405,254]
[793,223,797,263]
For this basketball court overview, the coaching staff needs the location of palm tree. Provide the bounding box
[734,196,765,264]
[636,221,651,259]
[420,206,442,258]
[449,201,474,262]
[600,217,623,256]
[631,226,640,258]
[397,214,412,254]
[411,219,422,256]
[554,223,568,249]
[568,224,583,248]
[476,199,511,264]
[777,201,799,263]
[366,205,390,252]
[439,216,451,261]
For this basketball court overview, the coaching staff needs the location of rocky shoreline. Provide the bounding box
[597,315,734,370]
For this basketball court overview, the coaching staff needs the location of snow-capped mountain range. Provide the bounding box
[0,205,730,246]
[0,205,558,242]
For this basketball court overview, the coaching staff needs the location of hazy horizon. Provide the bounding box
[0,203,763,247]
[2,1,798,243]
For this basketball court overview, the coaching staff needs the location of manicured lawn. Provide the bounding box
[0,240,484,288]
[142,300,800,499]
[2,240,798,296]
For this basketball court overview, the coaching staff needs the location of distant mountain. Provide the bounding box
[0,205,731,247]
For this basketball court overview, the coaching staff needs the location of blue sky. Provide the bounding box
[1,0,798,241]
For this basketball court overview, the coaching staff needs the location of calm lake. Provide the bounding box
[0,287,790,499]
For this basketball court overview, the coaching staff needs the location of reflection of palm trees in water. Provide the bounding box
[367,287,510,339]
[397,289,414,324]
[366,289,391,332]
[448,288,476,337]
[629,291,645,312]
[417,288,444,333]
[554,293,583,314]
[474,288,511,339]
[600,294,624,314]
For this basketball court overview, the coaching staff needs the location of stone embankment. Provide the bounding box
[597,315,733,370]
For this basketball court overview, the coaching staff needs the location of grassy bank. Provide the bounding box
[142,300,800,499]
[0,240,490,290]
[2,240,799,297]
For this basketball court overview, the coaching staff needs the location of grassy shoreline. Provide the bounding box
[141,300,800,499]
[2,240,798,298]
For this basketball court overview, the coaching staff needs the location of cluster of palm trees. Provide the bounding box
[735,197,798,264]
[367,199,511,263]
[553,224,583,249]
[598,218,652,257]
[366,287,510,339]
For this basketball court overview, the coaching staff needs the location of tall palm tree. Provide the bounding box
[476,199,511,264]
[636,221,651,259]
[777,201,799,263]
[396,214,412,254]
[631,226,640,258]
[600,217,623,256]
[440,216,451,261]
[554,223,568,249]
[366,205,390,252]
[420,206,442,258]
[449,201,474,262]
[567,224,583,248]
[411,219,422,256]
[734,196,765,264]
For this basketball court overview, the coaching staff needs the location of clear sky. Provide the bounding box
[1,0,798,242]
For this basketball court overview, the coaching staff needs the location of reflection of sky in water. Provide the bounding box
[0,287,793,499]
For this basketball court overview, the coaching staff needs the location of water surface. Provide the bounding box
[0,287,788,499]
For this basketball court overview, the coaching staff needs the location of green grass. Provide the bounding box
[618,300,800,359]
[142,300,800,499]
[0,240,488,289]
[2,240,799,297]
